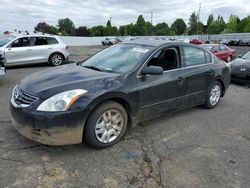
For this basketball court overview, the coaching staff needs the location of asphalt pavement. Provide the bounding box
[0,47,250,188]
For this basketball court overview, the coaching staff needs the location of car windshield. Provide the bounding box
[0,35,15,47]
[242,52,250,60]
[82,44,152,74]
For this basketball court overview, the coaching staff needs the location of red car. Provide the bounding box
[201,44,237,62]
[190,39,203,45]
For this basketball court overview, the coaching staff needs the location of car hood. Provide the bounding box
[230,58,250,68]
[19,64,121,99]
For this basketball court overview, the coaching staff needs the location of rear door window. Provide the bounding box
[34,37,48,46]
[183,46,206,67]
[205,52,212,63]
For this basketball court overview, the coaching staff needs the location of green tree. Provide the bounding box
[126,23,135,35]
[154,22,170,36]
[118,25,127,36]
[207,15,226,34]
[225,15,238,33]
[237,16,250,32]
[48,26,58,35]
[34,22,51,33]
[171,19,187,35]
[134,15,147,36]
[58,18,75,36]
[243,21,250,32]
[89,25,104,36]
[104,19,118,36]
[207,14,214,27]
[188,12,203,35]
[75,26,90,36]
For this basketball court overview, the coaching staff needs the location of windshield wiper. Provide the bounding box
[83,65,104,72]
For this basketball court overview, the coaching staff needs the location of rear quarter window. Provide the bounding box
[47,37,59,45]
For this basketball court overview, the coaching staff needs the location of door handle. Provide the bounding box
[177,77,184,82]
[48,47,53,50]
[208,69,215,75]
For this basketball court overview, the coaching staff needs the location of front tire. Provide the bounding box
[203,81,222,109]
[49,53,64,66]
[84,101,128,149]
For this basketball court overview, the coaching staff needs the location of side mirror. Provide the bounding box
[141,66,163,76]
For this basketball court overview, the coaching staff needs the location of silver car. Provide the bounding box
[0,34,70,66]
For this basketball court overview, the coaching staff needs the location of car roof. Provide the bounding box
[201,44,220,46]
[121,39,206,50]
[121,39,185,47]
[7,34,57,38]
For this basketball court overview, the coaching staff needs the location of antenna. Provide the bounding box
[197,3,201,35]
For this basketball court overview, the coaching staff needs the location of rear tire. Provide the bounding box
[84,101,128,149]
[49,53,64,66]
[203,81,222,109]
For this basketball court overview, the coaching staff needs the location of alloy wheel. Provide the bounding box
[52,54,63,65]
[209,84,221,106]
[95,109,124,143]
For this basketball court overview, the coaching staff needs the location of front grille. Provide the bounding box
[14,87,38,106]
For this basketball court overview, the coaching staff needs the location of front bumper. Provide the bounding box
[10,101,86,146]
[231,71,250,80]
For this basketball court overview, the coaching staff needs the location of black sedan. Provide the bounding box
[230,51,250,85]
[10,40,231,148]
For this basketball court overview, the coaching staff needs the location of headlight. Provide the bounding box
[37,89,87,112]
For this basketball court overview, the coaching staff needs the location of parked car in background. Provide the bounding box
[0,54,5,75]
[101,38,121,45]
[230,51,250,84]
[10,40,231,148]
[190,39,203,45]
[201,44,236,62]
[0,34,69,67]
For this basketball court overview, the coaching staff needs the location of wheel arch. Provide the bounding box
[81,94,135,143]
[215,77,225,97]
[85,93,135,128]
[48,52,65,61]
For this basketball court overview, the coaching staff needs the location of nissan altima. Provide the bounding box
[10,40,231,148]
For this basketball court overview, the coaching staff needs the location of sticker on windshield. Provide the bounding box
[132,48,149,53]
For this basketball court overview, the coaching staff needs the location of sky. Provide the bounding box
[0,0,249,33]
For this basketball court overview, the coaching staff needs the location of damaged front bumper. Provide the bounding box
[10,101,85,146]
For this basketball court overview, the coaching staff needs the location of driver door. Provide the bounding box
[137,46,187,121]
[5,37,33,65]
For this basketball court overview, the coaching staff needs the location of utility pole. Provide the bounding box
[197,3,201,35]
[151,11,153,35]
